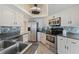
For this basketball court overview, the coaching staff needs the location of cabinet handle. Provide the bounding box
[68,21,69,24]
[70,21,72,24]
[60,39,63,40]
[67,46,69,50]
[72,42,76,44]
[65,45,66,49]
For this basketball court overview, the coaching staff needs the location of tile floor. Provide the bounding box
[24,42,39,54]
[36,42,55,54]
[24,42,55,54]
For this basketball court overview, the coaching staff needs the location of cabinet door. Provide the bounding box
[68,39,79,54]
[2,6,14,26]
[23,34,28,43]
[14,12,23,26]
[40,33,46,44]
[0,6,3,26]
[57,36,67,54]
[37,32,41,41]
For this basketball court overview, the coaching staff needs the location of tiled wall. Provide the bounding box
[0,26,20,34]
[63,26,79,34]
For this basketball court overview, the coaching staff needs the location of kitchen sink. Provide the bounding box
[0,40,15,51]
[0,42,32,54]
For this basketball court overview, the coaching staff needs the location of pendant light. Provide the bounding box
[30,4,41,14]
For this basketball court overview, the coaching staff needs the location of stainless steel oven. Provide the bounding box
[46,35,56,44]
[46,27,63,53]
[46,34,57,53]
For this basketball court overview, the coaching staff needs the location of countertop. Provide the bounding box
[6,32,28,40]
[40,31,79,40]
[58,33,79,40]
[0,32,28,40]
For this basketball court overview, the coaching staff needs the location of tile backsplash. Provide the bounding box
[0,26,20,34]
[63,26,79,34]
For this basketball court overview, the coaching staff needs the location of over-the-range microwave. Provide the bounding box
[49,17,61,26]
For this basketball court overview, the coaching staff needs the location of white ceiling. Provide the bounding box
[48,4,78,16]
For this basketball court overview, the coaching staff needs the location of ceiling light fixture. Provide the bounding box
[30,4,41,14]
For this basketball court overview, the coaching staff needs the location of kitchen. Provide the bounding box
[0,4,79,54]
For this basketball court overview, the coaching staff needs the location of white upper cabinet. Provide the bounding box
[49,5,79,27]
[2,6,15,26]
[0,6,4,26]
[0,5,12,26]
[0,5,27,26]
[14,11,23,26]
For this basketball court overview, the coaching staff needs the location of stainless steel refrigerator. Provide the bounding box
[28,21,38,42]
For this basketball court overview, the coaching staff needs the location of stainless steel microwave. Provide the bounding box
[49,17,61,26]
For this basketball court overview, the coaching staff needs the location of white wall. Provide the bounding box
[48,4,76,16]
[49,5,79,27]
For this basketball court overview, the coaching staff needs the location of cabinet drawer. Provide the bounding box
[57,36,66,40]
[68,39,79,46]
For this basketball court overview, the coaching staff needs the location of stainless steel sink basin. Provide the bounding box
[0,42,32,54]
[0,40,15,51]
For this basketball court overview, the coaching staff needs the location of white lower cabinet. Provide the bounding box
[57,36,68,54]
[40,33,46,44]
[68,39,79,54]
[37,32,41,42]
[57,36,79,54]
[23,34,28,43]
